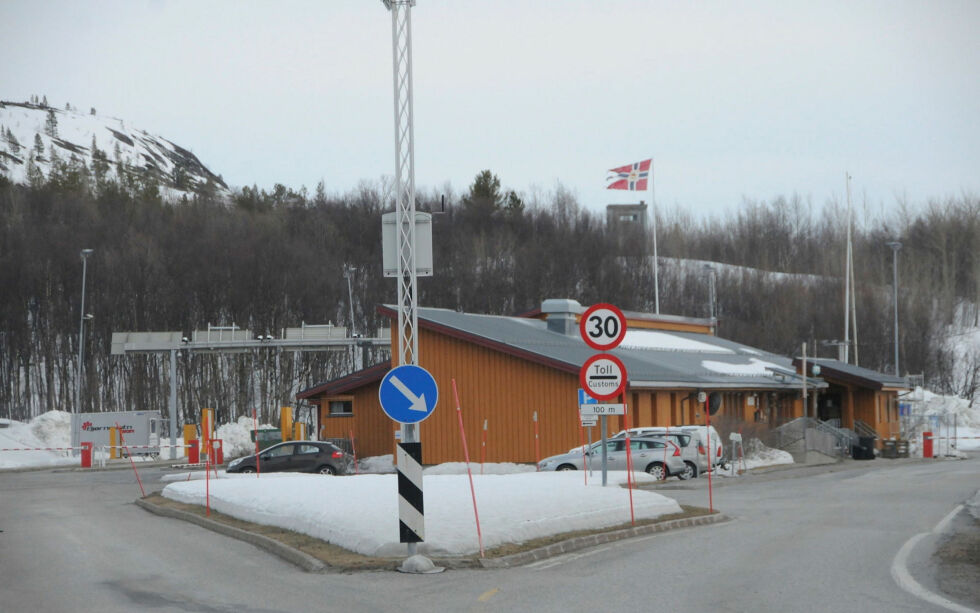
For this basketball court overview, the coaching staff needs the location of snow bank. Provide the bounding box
[215,415,275,459]
[163,471,682,556]
[0,413,77,469]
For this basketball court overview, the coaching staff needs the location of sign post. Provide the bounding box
[579,303,629,487]
[378,364,438,564]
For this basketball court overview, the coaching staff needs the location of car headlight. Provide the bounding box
[228,457,243,467]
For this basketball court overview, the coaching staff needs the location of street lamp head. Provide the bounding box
[80,248,94,258]
[886,241,902,251]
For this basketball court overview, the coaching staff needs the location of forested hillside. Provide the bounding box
[0,167,976,423]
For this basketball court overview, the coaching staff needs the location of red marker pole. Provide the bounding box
[705,399,714,513]
[115,422,145,497]
[622,395,635,526]
[349,429,359,475]
[253,408,260,478]
[452,379,484,558]
[533,411,540,471]
[205,440,211,516]
[480,419,488,475]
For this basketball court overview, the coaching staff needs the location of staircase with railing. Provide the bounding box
[768,417,857,463]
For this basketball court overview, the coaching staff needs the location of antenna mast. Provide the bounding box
[384,0,419,369]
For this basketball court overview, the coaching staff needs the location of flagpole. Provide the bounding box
[650,159,659,314]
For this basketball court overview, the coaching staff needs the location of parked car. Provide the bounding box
[226,441,351,475]
[540,437,689,480]
[610,425,726,475]
[611,428,699,478]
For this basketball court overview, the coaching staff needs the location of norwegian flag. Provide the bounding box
[606,158,652,191]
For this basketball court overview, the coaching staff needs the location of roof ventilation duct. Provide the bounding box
[541,298,583,336]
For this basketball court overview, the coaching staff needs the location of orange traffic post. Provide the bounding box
[705,398,714,513]
[115,421,145,497]
[252,409,260,478]
[452,379,484,558]
[533,411,540,471]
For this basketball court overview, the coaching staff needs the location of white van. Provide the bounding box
[611,425,726,475]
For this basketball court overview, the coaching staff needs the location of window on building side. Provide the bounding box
[328,399,353,416]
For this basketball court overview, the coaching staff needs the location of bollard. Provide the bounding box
[922,431,933,458]
[188,439,200,464]
[109,427,120,459]
[210,439,223,465]
[80,442,93,468]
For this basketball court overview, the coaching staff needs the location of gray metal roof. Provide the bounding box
[806,358,907,390]
[413,306,824,391]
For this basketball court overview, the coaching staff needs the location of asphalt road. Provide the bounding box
[0,456,977,613]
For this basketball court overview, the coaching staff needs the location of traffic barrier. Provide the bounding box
[188,439,200,464]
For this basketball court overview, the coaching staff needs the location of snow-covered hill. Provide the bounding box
[0,99,228,199]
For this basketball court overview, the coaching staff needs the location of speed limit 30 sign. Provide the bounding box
[580,303,627,351]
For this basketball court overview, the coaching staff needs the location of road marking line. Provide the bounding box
[477,588,499,602]
[890,505,975,613]
[933,504,964,535]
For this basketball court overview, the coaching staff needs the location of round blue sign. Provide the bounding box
[378,365,438,424]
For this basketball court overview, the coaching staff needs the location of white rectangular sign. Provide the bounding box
[579,403,626,415]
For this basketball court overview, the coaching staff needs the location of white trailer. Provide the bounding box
[70,410,164,456]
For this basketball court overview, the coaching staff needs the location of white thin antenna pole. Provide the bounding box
[388,1,419,371]
[850,204,859,367]
[650,161,659,314]
[843,173,852,364]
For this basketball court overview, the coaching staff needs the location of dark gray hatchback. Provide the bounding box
[225,441,351,475]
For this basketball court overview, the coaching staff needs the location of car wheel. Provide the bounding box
[645,462,667,480]
[678,461,696,480]
[317,465,336,475]
[556,464,577,471]
[240,466,255,474]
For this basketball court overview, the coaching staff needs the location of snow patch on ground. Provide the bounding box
[162,470,682,556]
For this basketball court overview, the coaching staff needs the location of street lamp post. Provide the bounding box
[887,241,902,376]
[76,248,94,413]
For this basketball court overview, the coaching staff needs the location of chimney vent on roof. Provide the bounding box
[541,298,582,336]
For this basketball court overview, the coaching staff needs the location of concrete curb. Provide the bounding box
[478,512,730,568]
[134,498,327,573]
[136,497,727,572]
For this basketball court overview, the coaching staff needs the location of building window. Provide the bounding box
[327,398,353,416]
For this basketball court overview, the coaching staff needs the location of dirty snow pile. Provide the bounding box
[215,415,275,458]
[907,388,980,455]
[0,411,77,469]
[739,438,794,470]
[162,470,682,556]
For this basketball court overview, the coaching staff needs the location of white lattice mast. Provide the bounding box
[385,0,419,369]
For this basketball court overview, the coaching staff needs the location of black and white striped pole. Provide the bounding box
[396,441,424,543]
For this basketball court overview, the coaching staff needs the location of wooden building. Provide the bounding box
[796,358,906,442]
[298,299,850,465]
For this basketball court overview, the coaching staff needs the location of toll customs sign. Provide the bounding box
[579,353,627,401]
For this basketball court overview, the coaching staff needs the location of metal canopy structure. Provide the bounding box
[110,326,391,459]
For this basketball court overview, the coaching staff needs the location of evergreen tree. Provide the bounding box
[33,133,44,158]
[41,95,48,107]
[90,107,96,116]
[44,110,58,138]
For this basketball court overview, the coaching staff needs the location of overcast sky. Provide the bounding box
[2,0,978,217]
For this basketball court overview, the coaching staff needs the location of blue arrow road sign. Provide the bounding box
[578,388,599,405]
[379,365,438,424]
